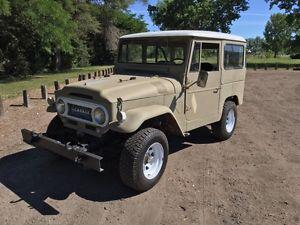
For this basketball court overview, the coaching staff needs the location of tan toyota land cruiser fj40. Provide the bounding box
[22,30,246,192]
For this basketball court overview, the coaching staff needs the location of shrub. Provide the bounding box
[290,54,300,59]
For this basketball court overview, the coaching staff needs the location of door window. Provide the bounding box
[201,43,219,71]
[189,42,220,72]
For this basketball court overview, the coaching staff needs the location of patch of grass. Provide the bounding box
[246,56,300,69]
[0,65,112,99]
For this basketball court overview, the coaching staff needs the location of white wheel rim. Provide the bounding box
[226,109,235,133]
[143,142,164,180]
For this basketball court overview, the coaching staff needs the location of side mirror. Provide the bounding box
[197,70,208,87]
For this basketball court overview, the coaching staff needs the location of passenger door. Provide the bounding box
[185,41,221,130]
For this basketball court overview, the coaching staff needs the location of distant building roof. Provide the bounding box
[121,30,246,43]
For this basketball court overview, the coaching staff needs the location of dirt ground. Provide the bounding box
[0,70,299,225]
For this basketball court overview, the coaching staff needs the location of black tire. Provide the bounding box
[212,101,237,141]
[119,128,169,192]
[46,115,64,139]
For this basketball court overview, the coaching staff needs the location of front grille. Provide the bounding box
[68,103,92,122]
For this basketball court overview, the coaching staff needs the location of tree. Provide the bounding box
[266,0,299,23]
[90,0,148,64]
[246,37,265,55]
[264,13,292,58]
[148,0,249,32]
[266,0,300,53]
[0,0,148,77]
[0,0,78,75]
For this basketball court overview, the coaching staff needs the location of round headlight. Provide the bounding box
[94,107,106,125]
[56,99,65,114]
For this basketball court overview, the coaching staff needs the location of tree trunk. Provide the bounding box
[274,51,278,58]
[55,49,62,71]
[102,20,120,63]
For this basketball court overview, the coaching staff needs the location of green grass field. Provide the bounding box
[0,66,111,99]
[246,56,300,68]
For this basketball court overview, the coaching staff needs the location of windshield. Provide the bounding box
[118,40,186,65]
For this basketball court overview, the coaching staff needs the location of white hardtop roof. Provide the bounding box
[121,30,246,43]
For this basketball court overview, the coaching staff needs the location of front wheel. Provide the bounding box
[212,101,237,141]
[119,128,169,192]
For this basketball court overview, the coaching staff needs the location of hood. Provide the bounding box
[60,74,182,103]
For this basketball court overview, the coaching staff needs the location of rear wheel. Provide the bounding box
[212,101,237,141]
[119,128,169,192]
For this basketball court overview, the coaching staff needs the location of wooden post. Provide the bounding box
[94,71,97,78]
[0,96,4,117]
[82,74,86,80]
[23,90,29,107]
[98,70,101,77]
[275,63,278,70]
[65,79,70,85]
[54,81,60,90]
[41,85,48,100]
[88,73,91,79]
[78,74,82,81]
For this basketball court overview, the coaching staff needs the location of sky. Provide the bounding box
[129,0,284,39]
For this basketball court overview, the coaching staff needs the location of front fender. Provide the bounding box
[111,105,184,135]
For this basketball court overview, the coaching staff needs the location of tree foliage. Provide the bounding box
[266,0,300,53]
[0,0,148,77]
[264,13,292,57]
[148,0,249,32]
[0,0,10,15]
[246,37,266,55]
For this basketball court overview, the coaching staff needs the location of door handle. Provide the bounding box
[213,88,219,93]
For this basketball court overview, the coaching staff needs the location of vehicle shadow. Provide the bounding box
[0,126,217,215]
[0,148,136,215]
[169,126,218,154]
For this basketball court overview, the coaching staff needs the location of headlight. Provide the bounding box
[56,99,65,114]
[93,107,106,125]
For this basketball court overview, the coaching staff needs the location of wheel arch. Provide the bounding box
[218,94,241,121]
[111,105,185,136]
[225,95,240,105]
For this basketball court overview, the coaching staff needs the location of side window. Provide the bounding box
[224,44,244,69]
[190,42,201,72]
[201,43,219,71]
